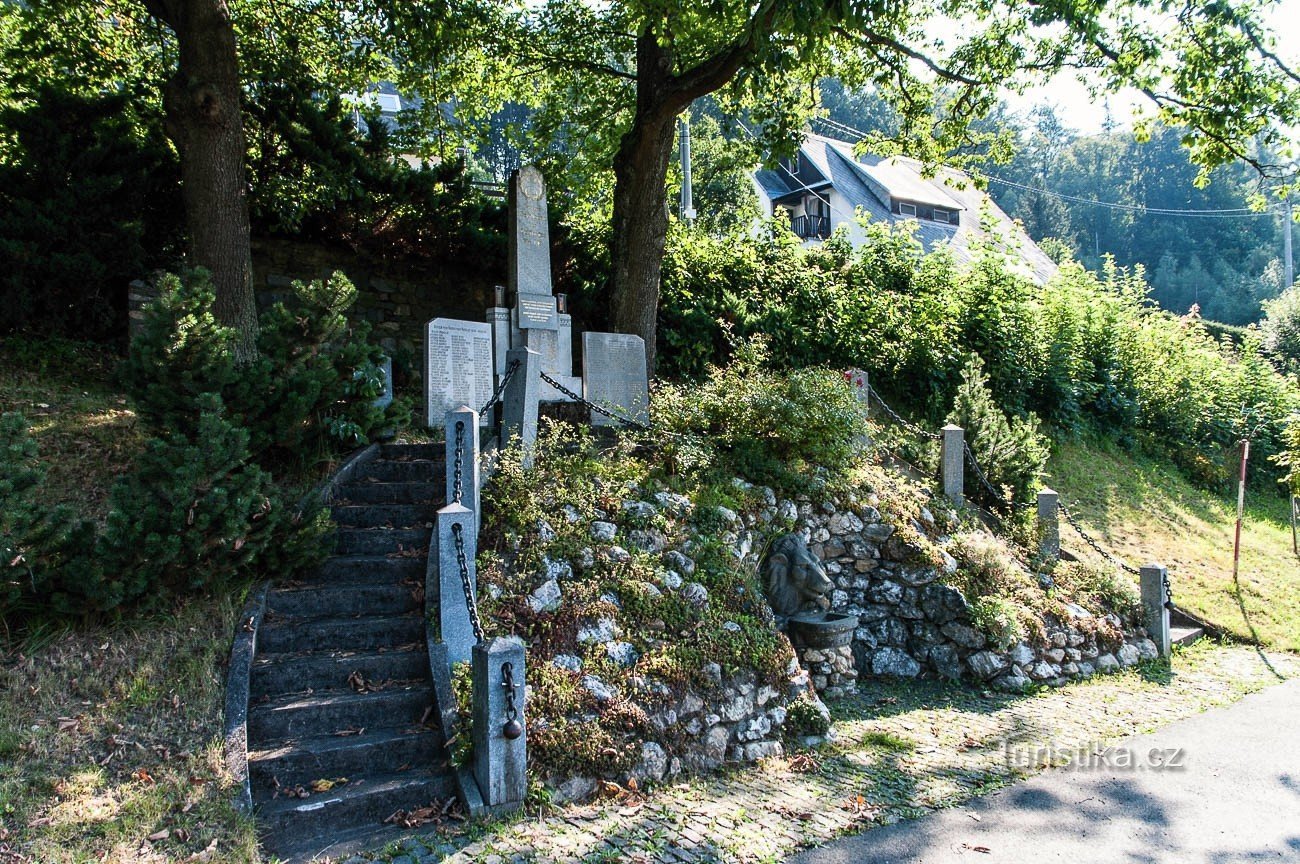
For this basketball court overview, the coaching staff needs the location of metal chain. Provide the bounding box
[865,385,942,441]
[1058,500,1142,576]
[962,441,1011,510]
[451,522,486,642]
[1164,570,1174,610]
[502,662,520,724]
[451,420,465,505]
[478,359,520,416]
[538,369,651,431]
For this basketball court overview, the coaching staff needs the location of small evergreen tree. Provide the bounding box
[947,354,1049,508]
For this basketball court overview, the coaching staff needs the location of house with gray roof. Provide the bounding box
[753,134,1058,285]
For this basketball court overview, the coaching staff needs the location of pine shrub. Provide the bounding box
[946,354,1048,507]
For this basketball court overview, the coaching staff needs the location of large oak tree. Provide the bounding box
[485,0,1298,370]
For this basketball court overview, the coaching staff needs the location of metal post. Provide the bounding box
[472,637,527,811]
[941,424,965,506]
[1232,440,1250,589]
[680,118,696,223]
[501,346,540,469]
[1284,197,1293,291]
[1037,488,1060,561]
[1140,563,1171,658]
[445,406,480,531]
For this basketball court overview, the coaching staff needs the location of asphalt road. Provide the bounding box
[788,674,1300,864]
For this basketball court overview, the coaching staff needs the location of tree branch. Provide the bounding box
[845,26,983,87]
[661,0,782,112]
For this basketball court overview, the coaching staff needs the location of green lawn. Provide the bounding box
[1046,437,1300,651]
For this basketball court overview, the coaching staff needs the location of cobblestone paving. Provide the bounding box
[345,645,1297,864]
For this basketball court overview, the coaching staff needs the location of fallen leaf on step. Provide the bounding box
[960,844,992,854]
[310,777,348,792]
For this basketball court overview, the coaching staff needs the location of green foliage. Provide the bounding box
[1262,284,1300,375]
[655,224,1300,491]
[968,597,1025,652]
[653,338,868,492]
[90,398,284,612]
[0,414,96,620]
[783,693,831,739]
[119,270,408,466]
[946,355,1048,508]
[0,84,181,341]
[1272,414,1300,497]
[1053,562,1143,626]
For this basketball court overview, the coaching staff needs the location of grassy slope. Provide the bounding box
[1,338,260,862]
[1046,437,1300,651]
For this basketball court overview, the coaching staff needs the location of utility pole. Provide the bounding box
[679,118,696,224]
[1285,195,1294,289]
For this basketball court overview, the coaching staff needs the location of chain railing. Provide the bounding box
[865,385,941,440]
[1057,500,1143,577]
[451,420,465,506]
[450,521,486,643]
[478,359,520,417]
[867,378,1148,579]
[538,369,652,431]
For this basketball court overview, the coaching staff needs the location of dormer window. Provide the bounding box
[898,201,917,217]
[933,208,957,225]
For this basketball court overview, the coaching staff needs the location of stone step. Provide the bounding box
[248,726,445,794]
[269,819,454,864]
[1171,625,1205,646]
[330,503,440,530]
[335,527,431,557]
[353,459,444,484]
[294,556,427,585]
[266,582,422,620]
[333,481,443,506]
[251,646,431,697]
[258,771,458,863]
[248,685,434,741]
[258,613,425,655]
[379,442,445,461]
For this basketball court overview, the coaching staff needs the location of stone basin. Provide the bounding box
[787,611,857,649]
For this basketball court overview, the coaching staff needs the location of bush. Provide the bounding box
[1261,284,1300,375]
[0,84,181,342]
[946,355,1048,508]
[119,269,409,466]
[653,338,868,490]
[3,270,396,626]
[1,413,96,621]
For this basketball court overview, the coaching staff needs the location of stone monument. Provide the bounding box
[486,166,582,402]
[581,332,650,426]
[425,317,494,427]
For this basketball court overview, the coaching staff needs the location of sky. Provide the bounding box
[1000,0,1300,135]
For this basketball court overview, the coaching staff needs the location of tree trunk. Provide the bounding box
[610,32,681,375]
[146,0,258,363]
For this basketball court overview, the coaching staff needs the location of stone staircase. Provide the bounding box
[247,443,456,862]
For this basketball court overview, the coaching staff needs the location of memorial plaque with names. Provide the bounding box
[516,292,558,330]
[426,317,493,427]
[508,166,552,297]
[582,332,649,427]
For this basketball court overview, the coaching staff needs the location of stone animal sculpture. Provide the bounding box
[762,533,834,620]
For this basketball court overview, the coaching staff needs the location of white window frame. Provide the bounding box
[898,201,917,217]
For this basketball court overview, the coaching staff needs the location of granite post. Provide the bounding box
[436,503,479,665]
[1037,487,1060,561]
[502,346,541,468]
[445,407,480,530]
[472,637,527,811]
[1140,563,1171,659]
[941,424,965,506]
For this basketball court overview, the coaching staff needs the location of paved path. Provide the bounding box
[789,675,1300,864]
[354,646,1298,864]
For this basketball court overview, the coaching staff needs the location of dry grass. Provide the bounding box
[1046,437,1300,651]
[0,337,144,522]
[0,595,262,864]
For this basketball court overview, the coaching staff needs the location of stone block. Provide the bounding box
[472,637,527,809]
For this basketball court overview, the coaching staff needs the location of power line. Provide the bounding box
[809,116,1285,220]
